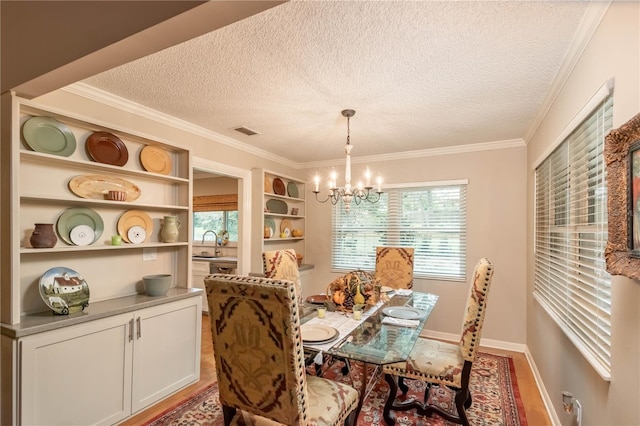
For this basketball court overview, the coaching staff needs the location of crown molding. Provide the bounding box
[62,82,298,169]
[64,82,525,171]
[303,138,525,169]
[524,0,612,143]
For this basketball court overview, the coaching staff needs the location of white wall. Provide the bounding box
[526,3,640,425]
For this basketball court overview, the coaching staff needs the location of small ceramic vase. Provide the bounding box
[30,223,57,248]
[160,216,181,243]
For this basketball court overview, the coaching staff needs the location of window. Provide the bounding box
[193,211,238,242]
[331,182,467,280]
[193,194,238,242]
[534,93,613,380]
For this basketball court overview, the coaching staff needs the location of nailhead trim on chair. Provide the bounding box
[380,258,494,426]
[204,274,358,426]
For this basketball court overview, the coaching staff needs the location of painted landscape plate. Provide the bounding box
[86,131,128,166]
[117,210,153,243]
[68,174,141,201]
[301,324,339,343]
[39,267,90,315]
[22,116,76,157]
[56,207,103,245]
[140,145,172,175]
[382,306,426,320]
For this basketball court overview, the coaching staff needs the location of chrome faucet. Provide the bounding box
[201,230,221,255]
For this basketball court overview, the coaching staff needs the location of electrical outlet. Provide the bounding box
[575,400,583,426]
[143,248,157,261]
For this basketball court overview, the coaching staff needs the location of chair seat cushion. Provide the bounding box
[230,376,358,425]
[382,338,464,388]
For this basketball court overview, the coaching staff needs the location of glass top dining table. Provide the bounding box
[300,291,439,364]
[299,291,439,420]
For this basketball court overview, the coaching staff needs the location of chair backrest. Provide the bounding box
[204,274,310,425]
[459,257,494,362]
[375,246,415,289]
[263,249,303,303]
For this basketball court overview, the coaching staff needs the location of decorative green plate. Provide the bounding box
[264,217,276,239]
[56,207,104,245]
[287,182,299,198]
[22,116,76,157]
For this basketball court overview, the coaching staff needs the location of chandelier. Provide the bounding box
[312,109,382,213]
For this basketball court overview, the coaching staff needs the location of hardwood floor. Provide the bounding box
[121,314,551,425]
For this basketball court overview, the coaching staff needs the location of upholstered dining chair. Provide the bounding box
[204,274,359,426]
[263,249,303,304]
[381,257,494,426]
[375,246,415,289]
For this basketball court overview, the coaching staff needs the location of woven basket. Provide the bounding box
[326,270,380,312]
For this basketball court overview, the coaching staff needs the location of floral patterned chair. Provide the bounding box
[381,258,494,426]
[375,246,415,289]
[204,274,359,426]
[263,249,303,304]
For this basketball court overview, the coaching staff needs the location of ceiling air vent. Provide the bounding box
[234,126,259,136]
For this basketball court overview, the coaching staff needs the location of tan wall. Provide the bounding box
[302,146,528,345]
[34,88,528,347]
[193,176,239,196]
[526,3,640,425]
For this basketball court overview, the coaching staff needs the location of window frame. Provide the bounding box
[331,180,468,281]
[533,84,613,381]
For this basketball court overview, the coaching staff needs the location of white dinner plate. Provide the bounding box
[69,225,95,246]
[382,306,426,320]
[301,324,339,343]
[380,286,394,293]
[127,225,147,244]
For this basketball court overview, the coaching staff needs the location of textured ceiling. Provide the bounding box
[80,1,592,165]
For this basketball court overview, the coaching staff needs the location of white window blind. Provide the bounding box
[534,94,613,380]
[331,183,467,280]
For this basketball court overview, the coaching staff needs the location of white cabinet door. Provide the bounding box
[20,313,133,426]
[131,297,202,413]
[192,260,211,313]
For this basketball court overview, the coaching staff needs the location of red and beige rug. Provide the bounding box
[146,352,527,425]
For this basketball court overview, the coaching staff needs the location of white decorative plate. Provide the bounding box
[382,306,426,320]
[127,225,147,244]
[301,324,339,343]
[69,225,95,246]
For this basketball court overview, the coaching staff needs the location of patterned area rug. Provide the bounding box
[146,352,526,425]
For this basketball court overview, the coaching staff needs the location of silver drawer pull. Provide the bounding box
[136,317,141,339]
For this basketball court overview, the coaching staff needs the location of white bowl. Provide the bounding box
[142,274,172,296]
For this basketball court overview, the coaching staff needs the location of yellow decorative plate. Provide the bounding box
[117,210,153,243]
[140,145,172,175]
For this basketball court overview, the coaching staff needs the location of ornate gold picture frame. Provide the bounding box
[605,112,640,279]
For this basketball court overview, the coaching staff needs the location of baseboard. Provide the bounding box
[421,330,527,352]
[421,330,559,425]
[524,347,561,426]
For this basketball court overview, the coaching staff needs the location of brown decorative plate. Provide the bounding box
[306,294,329,304]
[140,145,172,175]
[272,177,286,195]
[86,131,128,166]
